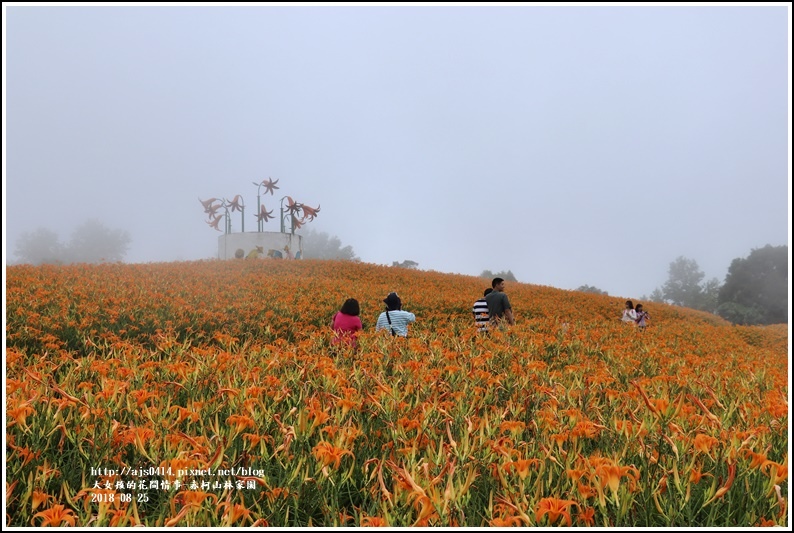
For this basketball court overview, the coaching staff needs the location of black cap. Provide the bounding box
[383,292,401,309]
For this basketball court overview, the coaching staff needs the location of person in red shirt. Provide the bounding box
[331,298,363,349]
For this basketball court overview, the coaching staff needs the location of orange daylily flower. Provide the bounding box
[743,449,769,469]
[577,481,598,499]
[7,403,35,430]
[360,515,388,527]
[763,458,788,486]
[32,504,77,527]
[505,458,541,480]
[309,408,332,430]
[227,414,256,434]
[689,466,713,484]
[577,506,596,526]
[535,497,578,526]
[336,397,357,417]
[490,516,525,527]
[398,416,422,432]
[594,462,640,496]
[312,441,352,469]
[571,420,605,439]
[217,500,253,525]
[31,490,52,512]
[499,420,526,434]
[693,433,719,456]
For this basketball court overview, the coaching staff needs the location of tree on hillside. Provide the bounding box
[576,285,608,295]
[717,244,788,325]
[696,277,722,314]
[392,260,419,269]
[14,227,64,265]
[650,256,721,312]
[661,256,705,307]
[297,228,358,260]
[480,270,517,282]
[647,287,665,303]
[65,219,131,263]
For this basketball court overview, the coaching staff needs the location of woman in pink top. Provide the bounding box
[332,298,363,349]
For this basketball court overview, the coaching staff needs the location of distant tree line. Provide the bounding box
[13,219,131,265]
[480,270,517,282]
[644,245,787,325]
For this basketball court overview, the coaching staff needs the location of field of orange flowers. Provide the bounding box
[5,259,789,527]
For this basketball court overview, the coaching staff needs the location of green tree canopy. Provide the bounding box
[717,244,788,325]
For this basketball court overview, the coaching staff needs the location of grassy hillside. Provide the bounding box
[5,259,789,526]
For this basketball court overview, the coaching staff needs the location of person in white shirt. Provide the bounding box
[621,300,637,324]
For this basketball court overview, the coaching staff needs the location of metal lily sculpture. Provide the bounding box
[280,196,321,234]
[199,197,224,232]
[227,195,245,232]
[199,196,241,234]
[252,178,280,232]
[201,178,319,234]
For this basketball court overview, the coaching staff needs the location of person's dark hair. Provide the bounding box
[340,298,360,316]
[484,288,494,297]
[625,300,634,309]
[635,304,643,312]
[492,277,504,288]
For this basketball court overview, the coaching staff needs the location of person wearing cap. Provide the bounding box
[375,292,415,337]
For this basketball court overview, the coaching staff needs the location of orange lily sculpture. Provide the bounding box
[228,195,244,212]
[285,196,302,216]
[207,214,223,231]
[199,197,219,211]
[257,205,275,223]
[259,177,279,196]
[300,204,321,221]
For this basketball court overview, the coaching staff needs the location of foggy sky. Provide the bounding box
[4,4,791,299]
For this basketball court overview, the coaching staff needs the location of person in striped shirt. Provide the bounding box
[376,292,415,337]
[473,288,493,332]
